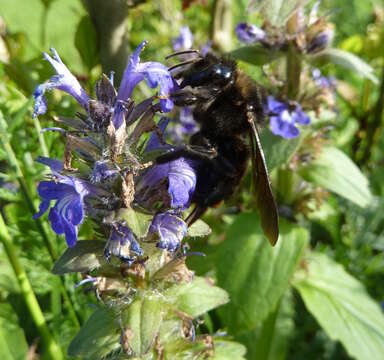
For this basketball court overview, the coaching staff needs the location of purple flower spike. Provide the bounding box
[235,23,266,44]
[104,223,143,263]
[173,26,194,51]
[116,41,176,115]
[266,96,310,139]
[149,212,187,252]
[33,158,90,247]
[33,48,89,117]
[136,118,197,210]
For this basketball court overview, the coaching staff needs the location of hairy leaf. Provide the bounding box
[165,277,229,318]
[300,146,373,207]
[293,252,384,360]
[216,215,308,331]
[52,240,106,274]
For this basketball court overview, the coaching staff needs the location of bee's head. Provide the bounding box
[180,55,236,88]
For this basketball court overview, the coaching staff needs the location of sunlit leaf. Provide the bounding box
[310,48,378,84]
[165,277,229,318]
[187,219,211,238]
[260,128,302,170]
[293,252,384,360]
[230,45,283,66]
[216,215,308,331]
[239,291,294,360]
[213,339,247,359]
[122,296,164,356]
[299,146,373,207]
[52,240,106,274]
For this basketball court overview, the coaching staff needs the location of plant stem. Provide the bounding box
[0,113,57,259]
[359,65,384,165]
[32,113,49,158]
[83,0,130,83]
[0,112,81,330]
[286,10,302,100]
[0,214,64,360]
[211,0,233,52]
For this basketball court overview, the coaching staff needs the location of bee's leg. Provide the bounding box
[185,206,207,226]
[155,146,216,164]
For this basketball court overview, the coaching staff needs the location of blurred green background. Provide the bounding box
[0,0,383,359]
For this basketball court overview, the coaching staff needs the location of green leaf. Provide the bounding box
[122,295,164,356]
[299,146,373,207]
[165,277,229,318]
[119,208,152,238]
[0,188,19,202]
[260,0,302,26]
[310,48,378,84]
[239,291,294,360]
[213,339,247,360]
[260,128,302,171]
[52,240,106,274]
[216,215,308,331]
[75,16,98,71]
[293,252,384,360]
[230,45,283,66]
[68,307,120,358]
[187,219,211,238]
[0,303,28,360]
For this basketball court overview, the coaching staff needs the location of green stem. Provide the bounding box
[0,214,63,360]
[359,65,384,165]
[32,114,49,158]
[83,0,130,83]
[211,0,232,52]
[0,113,81,330]
[286,10,302,100]
[0,114,57,259]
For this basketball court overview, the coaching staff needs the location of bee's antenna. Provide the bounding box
[165,49,201,60]
[168,58,201,72]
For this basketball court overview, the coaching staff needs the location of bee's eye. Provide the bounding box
[213,65,232,80]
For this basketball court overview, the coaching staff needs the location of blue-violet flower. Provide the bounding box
[172,26,194,51]
[149,212,187,251]
[266,96,310,139]
[136,118,197,210]
[33,157,90,247]
[33,48,89,117]
[115,40,176,117]
[104,223,143,263]
[235,23,266,44]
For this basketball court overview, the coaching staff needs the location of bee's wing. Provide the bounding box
[248,118,279,245]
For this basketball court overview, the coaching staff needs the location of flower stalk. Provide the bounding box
[286,10,302,100]
[0,111,81,330]
[0,214,64,360]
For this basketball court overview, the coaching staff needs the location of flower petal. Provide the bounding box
[62,217,78,248]
[48,207,64,235]
[36,156,64,172]
[37,181,74,200]
[33,199,50,219]
[270,116,300,139]
[43,48,89,108]
[173,26,193,51]
[235,23,266,44]
[149,212,187,252]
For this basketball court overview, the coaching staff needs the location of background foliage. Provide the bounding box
[0,0,383,359]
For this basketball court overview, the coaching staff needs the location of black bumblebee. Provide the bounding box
[157,51,279,245]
